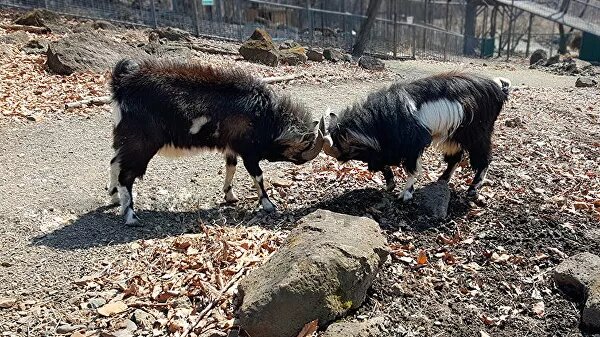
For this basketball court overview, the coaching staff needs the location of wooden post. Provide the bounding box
[237,0,243,41]
[191,0,200,36]
[412,25,417,58]
[393,0,398,57]
[525,13,533,56]
[506,4,513,60]
[497,7,504,57]
[444,0,450,60]
[150,0,158,28]
[307,0,314,45]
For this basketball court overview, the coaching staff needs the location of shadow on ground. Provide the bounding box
[31,187,471,250]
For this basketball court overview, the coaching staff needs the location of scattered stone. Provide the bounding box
[46,32,147,75]
[575,77,598,88]
[97,301,128,317]
[0,297,17,308]
[582,278,600,332]
[279,46,307,65]
[306,48,324,62]
[235,209,389,337]
[278,40,301,50]
[152,27,190,41]
[343,53,353,62]
[56,324,85,334]
[529,49,547,65]
[504,117,523,128]
[545,54,560,66]
[70,332,86,337]
[413,181,451,219]
[270,177,294,187]
[323,48,344,62]
[0,31,30,46]
[239,28,279,67]
[358,56,385,71]
[115,319,137,332]
[13,9,59,28]
[131,309,155,330]
[86,297,107,309]
[92,20,116,30]
[553,252,600,301]
[322,317,386,337]
[21,38,48,54]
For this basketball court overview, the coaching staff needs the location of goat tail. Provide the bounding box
[493,77,512,96]
[112,59,139,85]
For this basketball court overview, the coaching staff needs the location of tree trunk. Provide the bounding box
[558,24,567,54]
[351,0,383,57]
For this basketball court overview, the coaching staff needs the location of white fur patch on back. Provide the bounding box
[413,98,465,141]
[112,101,122,127]
[493,77,511,89]
[189,116,210,134]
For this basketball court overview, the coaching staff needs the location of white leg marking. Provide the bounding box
[189,116,210,134]
[111,101,122,127]
[117,186,131,215]
[252,175,264,198]
[124,208,138,225]
[223,164,238,202]
[473,167,489,190]
[402,158,423,201]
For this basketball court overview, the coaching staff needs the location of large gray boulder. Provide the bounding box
[235,209,389,337]
[583,278,600,332]
[358,56,385,71]
[307,48,324,62]
[239,28,279,67]
[529,49,547,65]
[553,252,600,301]
[575,77,598,88]
[46,32,147,75]
[280,46,307,65]
[323,48,344,62]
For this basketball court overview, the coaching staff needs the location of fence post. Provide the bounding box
[393,2,398,57]
[506,4,513,60]
[306,0,314,45]
[192,0,200,36]
[444,0,450,61]
[150,0,158,28]
[525,13,533,57]
[412,25,416,58]
[497,7,504,57]
[237,0,244,41]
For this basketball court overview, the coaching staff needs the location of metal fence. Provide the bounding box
[0,0,466,61]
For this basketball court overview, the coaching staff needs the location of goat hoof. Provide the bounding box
[260,198,276,212]
[124,208,140,226]
[224,192,239,203]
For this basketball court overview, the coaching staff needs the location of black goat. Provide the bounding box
[323,72,510,200]
[108,60,323,224]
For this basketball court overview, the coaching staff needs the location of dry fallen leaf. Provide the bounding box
[532,301,545,318]
[296,319,318,337]
[97,301,128,317]
[417,250,428,265]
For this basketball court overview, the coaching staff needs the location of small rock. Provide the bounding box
[92,20,115,30]
[86,297,107,309]
[545,54,560,66]
[115,319,137,332]
[97,301,128,317]
[152,27,190,41]
[553,252,600,301]
[21,39,49,54]
[413,181,451,219]
[239,28,279,67]
[529,49,547,65]
[131,309,155,330]
[504,117,523,128]
[323,48,344,62]
[358,56,385,71]
[14,9,59,28]
[322,317,386,337]
[343,53,353,62]
[306,48,324,62]
[235,209,388,337]
[582,278,600,332]
[0,297,17,309]
[278,40,301,50]
[270,177,293,187]
[56,324,85,334]
[575,77,598,88]
[70,332,86,337]
[280,46,307,65]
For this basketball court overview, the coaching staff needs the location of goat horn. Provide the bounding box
[301,116,325,161]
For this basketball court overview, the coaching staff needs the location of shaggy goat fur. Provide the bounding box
[324,72,510,200]
[108,59,323,224]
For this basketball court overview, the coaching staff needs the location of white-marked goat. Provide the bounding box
[323,72,511,200]
[108,59,324,224]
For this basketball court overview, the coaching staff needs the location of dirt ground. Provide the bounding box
[1,10,600,337]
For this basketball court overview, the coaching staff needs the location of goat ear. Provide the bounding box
[329,110,338,126]
[312,120,319,129]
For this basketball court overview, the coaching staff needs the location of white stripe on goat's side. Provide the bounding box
[189,116,210,134]
[158,144,205,158]
[112,101,122,127]
[412,98,465,140]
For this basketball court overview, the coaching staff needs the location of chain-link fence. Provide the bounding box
[1,0,467,61]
